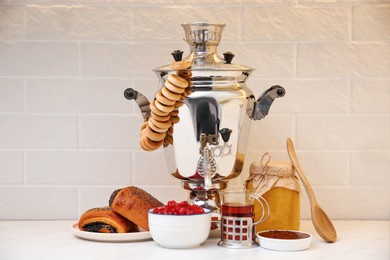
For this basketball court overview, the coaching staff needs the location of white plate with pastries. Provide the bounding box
[72,223,152,242]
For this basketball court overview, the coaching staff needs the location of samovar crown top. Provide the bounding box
[154,22,253,73]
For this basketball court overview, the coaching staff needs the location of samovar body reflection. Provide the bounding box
[125,22,285,218]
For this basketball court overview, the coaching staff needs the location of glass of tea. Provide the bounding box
[218,190,269,249]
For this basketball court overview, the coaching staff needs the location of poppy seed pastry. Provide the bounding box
[109,186,163,231]
[78,206,139,233]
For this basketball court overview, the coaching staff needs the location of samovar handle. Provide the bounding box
[250,85,285,121]
[124,88,151,120]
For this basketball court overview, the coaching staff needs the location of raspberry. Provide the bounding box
[167,200,177,207]
[153,200,205,215]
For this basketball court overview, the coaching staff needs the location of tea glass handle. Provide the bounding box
[250,193,270,226]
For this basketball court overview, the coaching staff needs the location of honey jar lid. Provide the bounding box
[246,153,301,195]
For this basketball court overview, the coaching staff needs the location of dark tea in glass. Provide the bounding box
[218,190,269,249]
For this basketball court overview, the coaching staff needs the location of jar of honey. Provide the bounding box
[245,153,301,232]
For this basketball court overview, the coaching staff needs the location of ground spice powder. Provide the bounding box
[259,230,310,240]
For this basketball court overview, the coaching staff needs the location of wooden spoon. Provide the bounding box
[287,138,337,243]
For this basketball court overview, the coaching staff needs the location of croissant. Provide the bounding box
[78,206,139,233]
[109,186,163,231]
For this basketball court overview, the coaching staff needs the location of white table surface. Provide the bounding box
[0,220,388,260]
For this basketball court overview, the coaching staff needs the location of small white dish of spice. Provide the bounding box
[257,230,312,251]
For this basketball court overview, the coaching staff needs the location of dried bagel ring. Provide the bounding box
[167,126,174,136]
[170,60,192,70]
[140,120,148,131]
[185,88,193,96]
[140,135,153,151]
[174,100,184,109]
[150,100,170,116]
[161,87,181,101]
[156,90,175,106]
[145,125,166,142]
[144,136,163,150]
[140,131,158,151]
[143,138,158,151]
[154,100,175,114]
[148,119,169,133]
[181,90,189,98]
[140,127,149,141]
[151,111,170,122]
[150,117,171,130]
[177,70,192,80]
[171,109,179,117]
[179,93,187,101]
[165,81,186,94]
[164,133,174,146]
[168,74,188,89]
[170,115,180,124]
[163,139,170,147]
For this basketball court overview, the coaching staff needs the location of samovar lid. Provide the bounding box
[154,22,253,73]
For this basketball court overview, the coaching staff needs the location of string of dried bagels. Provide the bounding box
[140,60,192,151]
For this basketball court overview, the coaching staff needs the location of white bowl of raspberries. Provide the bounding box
[148,200,211,249]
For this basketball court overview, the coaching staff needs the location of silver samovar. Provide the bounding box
[124,22,285,215]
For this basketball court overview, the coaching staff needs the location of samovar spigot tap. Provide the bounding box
[197,133,217,191]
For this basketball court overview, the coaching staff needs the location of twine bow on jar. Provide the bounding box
[245,152,300,196]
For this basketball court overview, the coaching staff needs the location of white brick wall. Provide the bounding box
[0,0,388,220]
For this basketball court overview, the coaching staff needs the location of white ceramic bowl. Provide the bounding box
[257,230,312,251]
[148,208,211,249]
